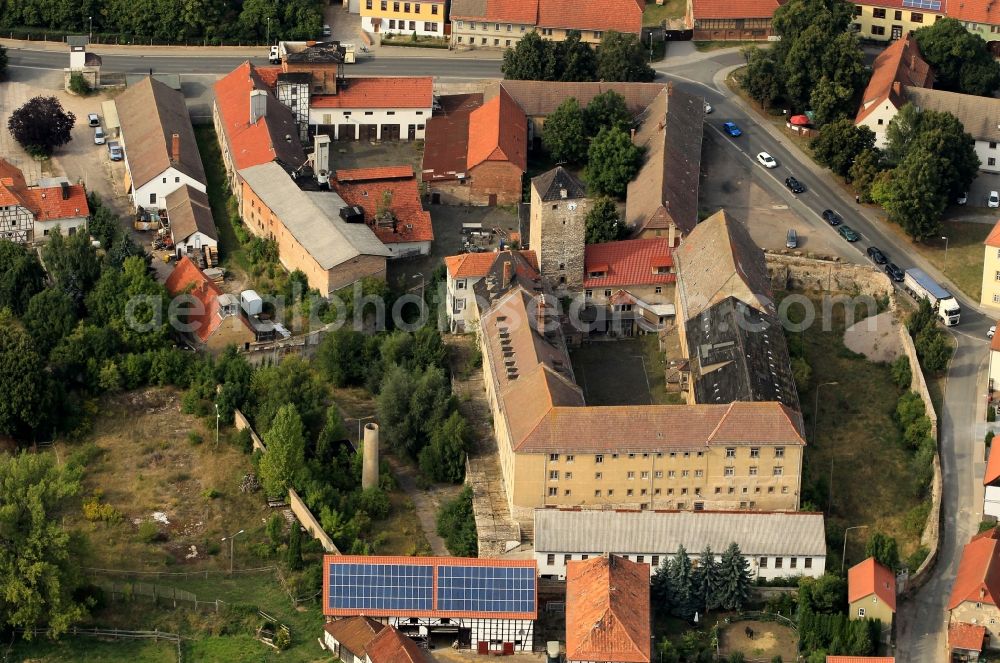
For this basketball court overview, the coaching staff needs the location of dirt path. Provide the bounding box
[383,455,457,556]
[843,310,901,363]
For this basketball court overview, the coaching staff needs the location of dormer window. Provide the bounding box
[587,263,609,278]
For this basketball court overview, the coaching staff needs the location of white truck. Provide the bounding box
[903,268,961,326]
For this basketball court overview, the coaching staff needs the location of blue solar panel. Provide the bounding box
[901,0,941,10]
[436,565,536,614]
[327,563,434,611]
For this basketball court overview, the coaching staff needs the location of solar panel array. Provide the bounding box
[328,562,434,611]
[437,565,536,614]
[901,0,941,10]
[327,561,536,615]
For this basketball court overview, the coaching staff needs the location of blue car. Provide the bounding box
[723,121,742,137]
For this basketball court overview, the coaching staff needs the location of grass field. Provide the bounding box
[789,296,924,565]
[643,0,686,24]
[906,219,990,302]
[8,638,178,662]
[193,124,247,270]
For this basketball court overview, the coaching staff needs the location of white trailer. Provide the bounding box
[903,268,960,326]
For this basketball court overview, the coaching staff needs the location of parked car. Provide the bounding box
[821,209,842,226]
[866,246,887,264]
[108,141,123,161]
[93,126,106,145]
[884,262,904,282]
[989,325,996,340]
[722,121,742,137]
[322,24,332,36]
[87,113,100,127]
[269,45,281,64]
[837,225,860,242]
[785,228,798,249]
[757,152,778,168]
[990,191,1000,208]
[704,101,713,114]
[957,192,968,205]
[784,176,805,194]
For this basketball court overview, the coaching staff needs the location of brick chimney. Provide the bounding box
[503,260,512,286]
[171,133,180,163]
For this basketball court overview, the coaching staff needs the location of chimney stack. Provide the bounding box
[171,133,180,163]
[362,423,380,490]
[503,260,512,286]
[60,181,70,200]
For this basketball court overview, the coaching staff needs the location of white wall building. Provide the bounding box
[307,77,433,141]
[906,88,1000,173]
[165,185,218,259]
[533,508,827,582]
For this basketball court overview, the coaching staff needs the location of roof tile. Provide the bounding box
[949,622,987,652]
[848,557,896,612]
[467,86,528,171]
[21,184,89,221]
[310,77,433,109]
[855,35,933,124]
[164,256,251,343]
[949,530,1000,609]
[583,238,674,288]
[366,625,433,663]
[537,0,643,33]
[334,167,434,245]
[566,555,651,663]
[323,616,386,658]
[691,0,781,19]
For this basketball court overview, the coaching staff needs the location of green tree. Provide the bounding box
[0,314,48,440]
[7,96,75,156]
[915,17,1000,96]
[741,48,781,109]
[651,556,674,609]
[847,148,884,201]
[693,546,720,615]
[550,31,598,82]
[910,111,980,199]
[869,146,948,240]
[42,230,102,311]
[23,288,77,357]
[596,31,655,82]
[669,546,697,619]
[586,126,643,197]
[791,356,812,393]
[864,532,900,571]
[584,90,630,137]
[811,119,876,178]
[0,452,87,637]
[313,404,348,465]
[87,204,122,251]
[542,97,588,163]
[883,102,922,166]
[259,404,306,496]
[418,410,470,483]
[584,197,625,244]
[436,487,478,556]
[502,30,549,80]
[809,75,854,127]
[716,543,752,611]
[286,524,302,570]
[85,256,170,351]
[0,241,46,316]
[249,356,327,437]
[316,327,368,387]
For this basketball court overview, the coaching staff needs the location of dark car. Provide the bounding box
[837,225,860,242]
[885,262,904,282]
[785,177,805,194]
[821,209,842,226]
[866,246,887,264]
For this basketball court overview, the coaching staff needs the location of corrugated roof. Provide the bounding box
[907,86,1000,143]
[565,555,651,663]
[855,35,933,124]
[583,238,674,288]
[165,185,217,243]
[323,616,385,658]
[949,530,1000,609]
[848,557,897,611]
[115,77,206,189]
[239,162,389,269]
[311,77,434,109]
[534,509,827,556]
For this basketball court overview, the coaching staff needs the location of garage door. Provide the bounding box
[337,124,355,140]
[380,124,401,141]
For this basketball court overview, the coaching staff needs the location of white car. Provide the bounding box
[990,191,1000,208]
[990,325,996,340]
[757,152,777,168]
[94,126,106,145]
[957,192,968,205]
[704,101,713,114]
[87,113,100,127]
[269,45,281,64]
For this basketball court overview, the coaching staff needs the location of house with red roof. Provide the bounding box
[851,0,946,43]
[444,249,539,332]
[847,557,896,631]
[583,238,675,335]
[826,658,895,663]
[688,0,785,41]
[949,528,1000,653]
[854,35,933,148]
[308,77,434,141]
[0,159,89,243]
[164,256,256,353]
[422,88,527,206]
[333,166,434,258]
[950,622,987,662]
[565,555,650,663]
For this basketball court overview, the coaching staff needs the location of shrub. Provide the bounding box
[188,431,204,445]
[138,521,159,543]
[82,491,123,524]
[906,546,929,570]
[990,406,996,423]
[890,356,911,389]
[68,73,91,95]
[202,488,221,499]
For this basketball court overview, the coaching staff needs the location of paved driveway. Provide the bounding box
[967,169,1000,211]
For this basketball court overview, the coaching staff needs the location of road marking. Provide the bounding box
[659,71,721,97]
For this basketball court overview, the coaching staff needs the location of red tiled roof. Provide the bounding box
[826,658,895,663]
[0,159,30,208]
[255,65,282,89]
[334,167,434,245]
[451,0,539,23]
[584,238,674,288]
[854,0,944,8]
[949,0,1000,24]
[985,219,1000,248]
[992,323,1000,352]
[537,0,643,32]
[986,446,1000,485]
[366,625,433,663]
[565,555,651,663]
[950,622,987,652]
[21,185,90,220]
[213,62,307,172]
[444,250,538,279]
[948,532,1000,609]
[311,77,434,109]
[856,35,933,124]
[164,257,251,344]
[422,94,482,182]
[691,0,781,20]
[848,557,897,612]
[323,616,386,658]
[467,87,528,172]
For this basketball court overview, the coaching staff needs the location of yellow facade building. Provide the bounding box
[851,0,944,41]
[982,223,1000,313]
[361,0,445,37]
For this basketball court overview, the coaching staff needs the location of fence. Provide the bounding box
[86,565,277,579]
[15,627,183,662]
[3,29,270,47]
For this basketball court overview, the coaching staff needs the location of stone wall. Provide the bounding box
[233,408,266,453]
[766,253,894,300]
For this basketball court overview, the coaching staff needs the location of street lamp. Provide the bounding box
[941,235,949,271]
[221,529,245,575]
[214,403,220,450]
[266,17,271,45]
[841,525,870,573]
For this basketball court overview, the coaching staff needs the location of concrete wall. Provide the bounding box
[234,409,267,452]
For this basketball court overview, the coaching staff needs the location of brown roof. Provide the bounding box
[445,250,538,279]
[674,209,774,320]
[826,658,896,663]
[691,0,781,19]
[165,185,217,243]
[323,616,386,658]
[495,80,666,118]
[164,257,253,344]
[450,0,538,22]
[855,36,933,124]
[334,167,434,245]
[421,94,482,182]
[467,86,528,172]
[115,77,206,189]
[366,624,433,663]
[532,166,587,201]
[848,557,896,612]
[626,85,705,236]
[986,444,1000,485]
[949,529,1000,610]
[566,555,651,663]
[906,87,1000,143]
[949,622,987,653]
[537,0,643,33]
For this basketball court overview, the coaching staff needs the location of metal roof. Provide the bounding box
[239,162,389,269]
[534,509,827,557]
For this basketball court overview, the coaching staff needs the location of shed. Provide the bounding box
[101,99,120,138]
[241,290,263,316]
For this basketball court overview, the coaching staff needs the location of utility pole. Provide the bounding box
[842,525,869,573]
[222,529,245,575]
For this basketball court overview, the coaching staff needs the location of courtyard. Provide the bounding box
[569,336,679,406]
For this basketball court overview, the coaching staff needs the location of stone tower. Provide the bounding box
[528,166,590,291]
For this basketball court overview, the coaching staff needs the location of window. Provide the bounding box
[655,286,662,294]
[627,471,635,480]
[595,454,604,463]
[996,271,1000,282]
[768,486,775,493]
[494,38,500,45]
[858,608,865,617]
[506,40,511,46]
[382,0,387,8]
[655,471,663,479]
[911,11,923,21]
[873,7,886,17]
[749,466,758,476]
[654,488,661,495]
[564,472,572,479]
[667,470,675,478]
[549,470,558,480]
[595,472,602,480]
[681,488,688,495]
[594,489,601,497]
[549,453,559,462]
[424,22,437,31]
[627,489,634,496]
[162,177,167,183]
[507,23,512,30]
[775,557,783,568]
[404,2,410,10]
[775,447,785,458]
[804,558,812,569]
[175,176,180,183]
[877,118,884,125]
[790,558,798,569]
[564,554,571,563]
[607,490,613,497]
[548,487,557,496]
[995,294,1000,303]
[546,554,555,565]
[750,448,759,458]
[366,0,372,7]
[149,193,156,204]
[652,555,660,567]
[469,21,475,29]
[724,467,735,476]
[990,158,997,167]
[694,470,703,477]
[415,2,420,11]
[566,455,574,462]
[410,20,416,29]
[365,111,374,115]
[782,486,789,493]
[728,486,735,494]
[726,448,736,458]
[564,489,571,496]
[453,299,466,314]
[628,453,635,458]
[582,554,589,561]
[585,290,593,298]
[393,1,399,9]
[542,28,553,35]
[641,471,649,479]
[990,142,997,149]
[759,557,768,568]
[456,279,467,289]
[432,3,438,12]
[739,501,747,509]
[605,289,612,297]
[773,466,784,476]
[871,25,885,35]
[521,24,526,31]
[594,31,602,38]
[715,486,721,494]
[667,488,674,495]
[894,9,902,18]
[681,470,689,478]
[694,501,704,510]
